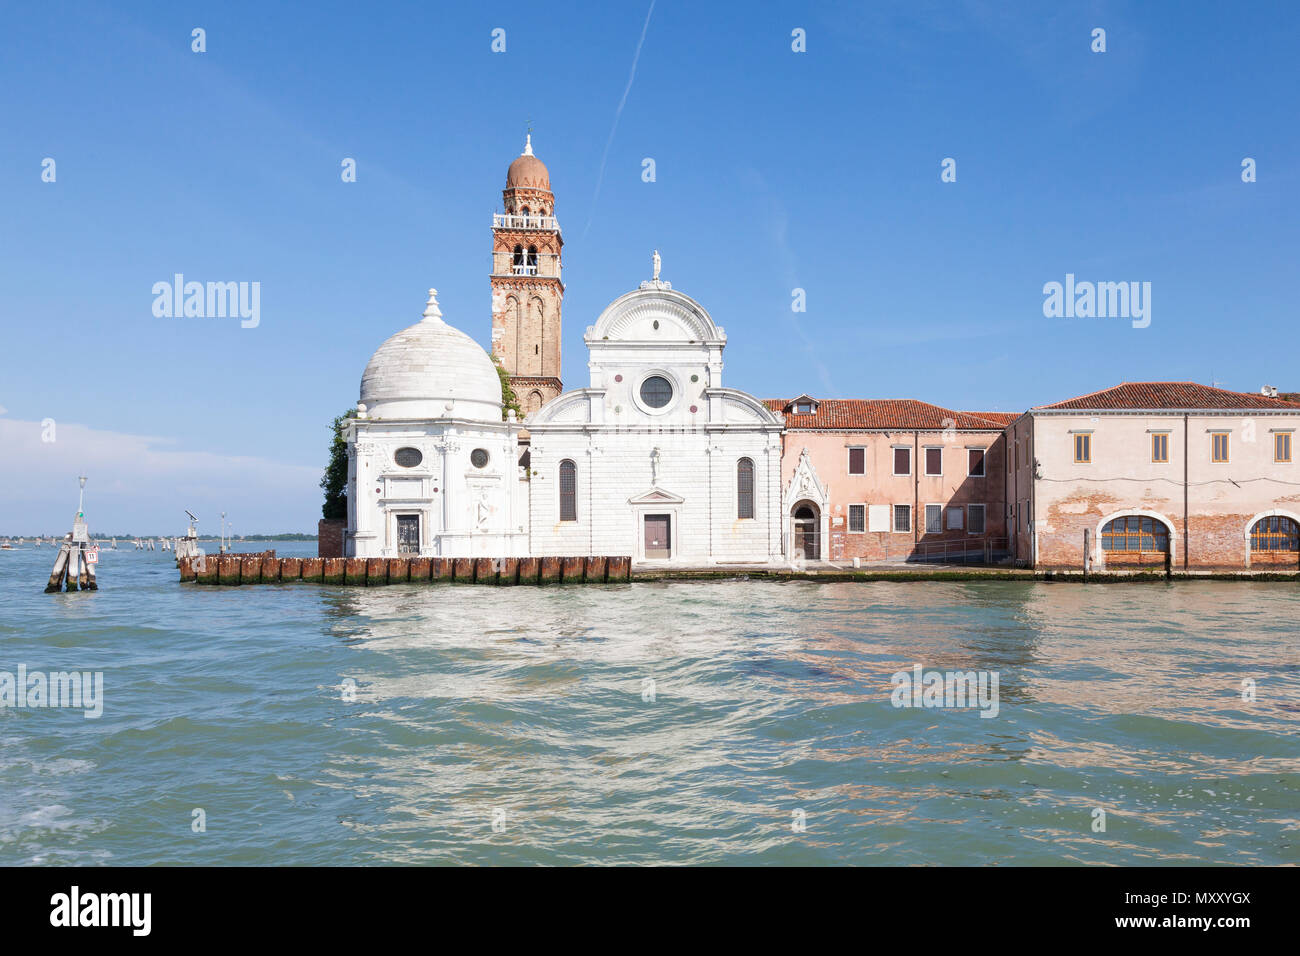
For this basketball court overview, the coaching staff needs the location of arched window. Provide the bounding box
[1100,515,1169,553]
[527,245,538,271]
[1250,515,1299,551]
[737,458,755,519]
[527,390,543,414]
[512,244,525,273]
[559,460,577,522]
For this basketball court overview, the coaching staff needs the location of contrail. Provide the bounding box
[582,0,656,239]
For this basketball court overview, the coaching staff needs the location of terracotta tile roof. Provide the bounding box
[1034,382,1300,411]
[962,410,1019,426]
[765,399,1009,431]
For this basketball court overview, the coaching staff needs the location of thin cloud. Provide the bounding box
[582,0,656,240]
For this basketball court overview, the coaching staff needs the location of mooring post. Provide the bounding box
[45,541,70,593]
[1082,529,1090,582]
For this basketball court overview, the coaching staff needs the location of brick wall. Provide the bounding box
[318,519,346,558]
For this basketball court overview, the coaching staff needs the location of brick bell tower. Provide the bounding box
[491,134,563,417]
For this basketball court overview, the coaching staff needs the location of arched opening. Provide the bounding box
[512,244,525,274]
[1249,514,1299,566]
[1099,513,1171,567]
[526,390,543,415]
[736,458,755,520]
[526,245,538,272]
[559,460,577,522]
[793,501,820,561]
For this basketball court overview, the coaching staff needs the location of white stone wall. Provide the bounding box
[526,281,784,564]
[347,417,525,558]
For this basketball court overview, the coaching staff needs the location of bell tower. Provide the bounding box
[491,135,563,417]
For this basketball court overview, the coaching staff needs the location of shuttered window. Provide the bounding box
[737,458,755,519]
[968,504,986,534]
[893,447,911,476]
[967,448,985,477]
[925,447,942,476]
[847,447,865,475]
[559,460,577,521]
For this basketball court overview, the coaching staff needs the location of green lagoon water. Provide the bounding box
[1,542,1297,865]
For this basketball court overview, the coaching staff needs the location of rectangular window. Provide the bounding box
[1151,433,1169,463]
[925,504,942,534]
[1074,433,1091,463]
[967,448,986,477]
[1275,432,1292,463]
[968,504,986,534]
[893,446,912,476]
[924,447,942,476]
[946,507,964,530]
[848,504,865,532]
[847,447,865,475]
[1212,432,1230,463]
[893,504,911,533]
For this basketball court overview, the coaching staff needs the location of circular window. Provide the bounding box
[394,447,422,468]
[470,449,490,468]
[639,375,673,409]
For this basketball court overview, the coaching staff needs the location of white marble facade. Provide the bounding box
[525,274,785,563]
[346,290,527,558]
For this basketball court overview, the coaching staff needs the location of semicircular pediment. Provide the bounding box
[589,287,724,344]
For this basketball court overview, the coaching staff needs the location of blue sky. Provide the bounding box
[2,0,1297,533]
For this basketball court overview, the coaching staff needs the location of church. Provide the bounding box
[343,137,782,563]
[339,137,1300,573]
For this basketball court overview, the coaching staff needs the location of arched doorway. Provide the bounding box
[793,501,820,560]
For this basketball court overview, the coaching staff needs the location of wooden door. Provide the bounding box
[644,514,671,559]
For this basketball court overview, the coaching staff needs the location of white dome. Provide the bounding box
[359,289,503,421]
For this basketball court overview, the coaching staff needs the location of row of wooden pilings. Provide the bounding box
[178,554,632,586]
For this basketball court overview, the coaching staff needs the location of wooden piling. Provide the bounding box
[280,557,302,581]
[497,557,519,586]
[518,557,541,585]
[322,557,345,585]
[195,554,219,585]
[366,557,388,585]
[241,556,262,584]
[607,556,631,582]
[453,557,475,583]
[429,558,452,582]
[584,556,608,583]
[409,557,431,582]
[539,556,562,583]
[387,558,409,583]
[218,555,241,585]
[45,544,70,593]
[561,555,586,583]
[344,558,368,585]
[301,557,325,583]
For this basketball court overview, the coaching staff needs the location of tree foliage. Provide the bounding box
[494,354,523,421]
[321,408,356,520]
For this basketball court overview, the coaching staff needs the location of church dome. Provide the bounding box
[359,289,503,421]
[505,135,551,191]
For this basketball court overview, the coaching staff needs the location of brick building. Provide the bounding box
[1005,382,1300,571]
[767,397,1012,563]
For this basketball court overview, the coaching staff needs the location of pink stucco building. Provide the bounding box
[768,396,1012,563]
[1005,382,1300,571]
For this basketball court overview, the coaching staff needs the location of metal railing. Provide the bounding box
[493,214,559,231]
[910,536,1009,565]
